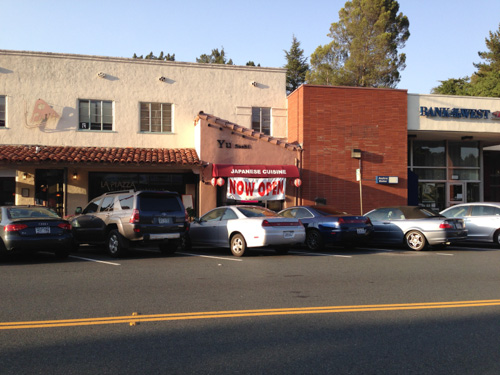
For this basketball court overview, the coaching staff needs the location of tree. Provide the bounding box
[307,0,410,88]
[246,61,261,67]
[284,35,309,94]
[132,51,175,61]
[196,48,233,65]
[432,23,500,97]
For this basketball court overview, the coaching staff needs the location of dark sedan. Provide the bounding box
[365,206,467,251]
[278,205,373,251]
[0,206,75,259]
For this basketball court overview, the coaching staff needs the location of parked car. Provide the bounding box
[0,205,75,259]
[364,206,467,251]
[71,190,188,257]
[185,205,305,256]
[277,205,373,251]
[440,202,500,245]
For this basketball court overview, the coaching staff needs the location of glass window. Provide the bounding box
[252,107,271,135]
[83,199,102,214]
[442,206,469,218]
[449,141,479,167]
[0,95,5,127]
[100,197,114,212]
[201,208,226,222]
[222,209,238,220]
[413,168,446,180]
[418,182,445,211]
[471,205,500,216]
[79,100,113,131]
[412,141,445,167]
[140,102,172,133]
[450,169,479,180]
[118,195,134,210]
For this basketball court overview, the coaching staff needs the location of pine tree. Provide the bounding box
[284,35,309,94]
[196,48,233,65]
[307,0,409,88]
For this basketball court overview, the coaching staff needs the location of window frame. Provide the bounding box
[78,99,114,131]
[251,107,271,135]
[0,95,6,128]
[140,102,173,133]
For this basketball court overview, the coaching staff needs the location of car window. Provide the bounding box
[83,199,101,214]
[100,197,114,212]
[221,209,238,220]
[443,206,468,218]
[279,209,295,218]
[201,208,226,222]
[367,209,391,221]
[118,194,134,210]
[388,209,405,220]
[139,194,182,212]
[296,208,314,218]
[471,205,500,216]
[7,207,60,219]
[236,207,277,218]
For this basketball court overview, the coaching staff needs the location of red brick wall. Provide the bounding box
[288,85,408,214]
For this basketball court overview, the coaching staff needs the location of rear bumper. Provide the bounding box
[3,234,75,252]
[426,230,468,245]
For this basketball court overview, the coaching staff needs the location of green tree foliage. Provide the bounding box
[307,0,409,88]
[132,51,175,61]
[196,48,233,65]
[246,61,261,67]
[284,35,310,94]
[433,24,500,97]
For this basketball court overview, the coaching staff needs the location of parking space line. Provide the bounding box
[435,253,454,256]
[177,252,243,261]
[69,255,121,266]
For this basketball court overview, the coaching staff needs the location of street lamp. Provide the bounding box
[352,149,363,215]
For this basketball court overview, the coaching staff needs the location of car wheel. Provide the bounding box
[107,230,128,258]
[230,234,247,257]
[494,230,500,247]
[405,230,426,251]
[159,240,179,255]
[306,229,324,251]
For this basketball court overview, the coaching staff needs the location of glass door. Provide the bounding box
[448,182,464,206]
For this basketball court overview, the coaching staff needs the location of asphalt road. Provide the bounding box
[1,243,500,374]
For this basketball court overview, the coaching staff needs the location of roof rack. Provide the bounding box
[104,190,135,195]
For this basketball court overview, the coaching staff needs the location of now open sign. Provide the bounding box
[227,178,286,201]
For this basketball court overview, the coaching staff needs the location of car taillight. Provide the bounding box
[365,217,372,225]
[4,224,28,232]
[58,223,72,230]
[439,222,452,229]
[129,209,140,224]
[338,217,345,224]
[262,220,301,227]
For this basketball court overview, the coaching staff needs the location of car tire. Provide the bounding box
[306,229,324,251]
[230,234,247,257]
[107,230,129,258]
[494,230,500,247]
[159,240,178,255]
[405,230,426,251]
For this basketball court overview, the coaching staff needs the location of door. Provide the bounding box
[448,183,464,207]
[190,208,226,246]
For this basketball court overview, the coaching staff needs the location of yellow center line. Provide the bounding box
[2,299,500,330]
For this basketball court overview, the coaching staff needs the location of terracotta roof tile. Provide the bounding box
[0,145,201,166]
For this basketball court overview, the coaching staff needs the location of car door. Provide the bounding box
[366,208,403,244]
[467,205,500,241]
[190,208,226,247]
[71,198,107,243]
[217,208,238,247]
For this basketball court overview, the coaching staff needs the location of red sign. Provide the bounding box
[227,178,286,201]
[213,164,299,178]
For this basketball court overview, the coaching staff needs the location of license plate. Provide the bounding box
[455,223,462,229]
[158,217,172,224]
[36,227,50,234]
[356,228,366,234]
[284,231,294,239]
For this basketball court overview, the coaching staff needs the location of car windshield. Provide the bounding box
[7,207,61,219]
[236,206,278,218]
[139,194,181,212]
[313,206,349,216]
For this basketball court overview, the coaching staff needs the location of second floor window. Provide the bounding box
[0,96,6,127]
[252,107,271,135]
[140,102,172,133]
[79,100,113,131]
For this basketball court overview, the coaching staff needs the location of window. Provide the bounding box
[79,100,113,131]
[100,197,114,212]
[252,107,271,135]
[140,102,172,133]
[0,95,5,127]
[471,205,500,216]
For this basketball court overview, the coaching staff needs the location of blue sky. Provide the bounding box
[1,0,499,94]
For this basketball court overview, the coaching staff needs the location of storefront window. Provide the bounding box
[449,141,479,167]
[413,168,446,180]
[418,182,445,211]
[412,141,446,167]
[467,183,480,202]
[450,169,479,180]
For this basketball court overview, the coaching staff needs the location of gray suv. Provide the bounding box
[71,190,188,257]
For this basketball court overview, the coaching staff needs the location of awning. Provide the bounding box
[212,164,300,178]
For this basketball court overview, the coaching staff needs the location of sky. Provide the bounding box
[1,0,499,94]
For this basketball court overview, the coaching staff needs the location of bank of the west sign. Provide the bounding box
[420,106,497,120]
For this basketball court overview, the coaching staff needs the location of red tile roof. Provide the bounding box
[195,112,302,151]
[0,145,201,165]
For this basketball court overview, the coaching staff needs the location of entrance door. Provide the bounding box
[35,169,65,216]
[448,182,465,206]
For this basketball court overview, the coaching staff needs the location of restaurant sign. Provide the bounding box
[227,177,285,201]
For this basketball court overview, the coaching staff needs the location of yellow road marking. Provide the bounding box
[2,299,500,330]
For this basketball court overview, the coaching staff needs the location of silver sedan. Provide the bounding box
[364,206,467,251]
[440,202,500,245]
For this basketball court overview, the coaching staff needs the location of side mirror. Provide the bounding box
[75,207,82,215]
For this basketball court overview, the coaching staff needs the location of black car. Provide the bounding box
[0,205,75,259]
[71,190,188,257]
